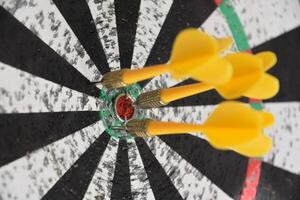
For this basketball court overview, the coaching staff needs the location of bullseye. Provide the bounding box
[114,94,135,121]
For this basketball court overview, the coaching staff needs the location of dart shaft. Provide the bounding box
[135,82,214,109]
[126,120,203,137]
[122,64,168,85]
[147,121,203,136]
[160,82,214,103]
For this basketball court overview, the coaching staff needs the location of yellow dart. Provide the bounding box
[243,73,279,100]
[258,110,275,127]
[231,134,273,157]
[168,28,233,85]
[126,102,274,156]
[99,28,233,89]
[198,101,272,148]
[208,107,273,156]
[215,52,264,99]
[217,37,234,52]
[216,52,279,99]
[136,52,279,109]
[255,51,277,71]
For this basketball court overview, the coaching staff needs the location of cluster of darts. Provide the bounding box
[96,28,279,157]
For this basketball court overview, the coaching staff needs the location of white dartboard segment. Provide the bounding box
[87,0,120,71]
[263,102,300,176]
[142,72,179,92]
[131,0,173,69]
[201,8,238,53]
[0,62,103,113]
[230,0,300,48]
[128,140,155,200]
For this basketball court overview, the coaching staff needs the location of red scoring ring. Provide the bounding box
[115,94,135,121]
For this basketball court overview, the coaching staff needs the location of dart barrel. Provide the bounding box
[125,119,151,137]
[135,90,166,109]
[100,69,129,89]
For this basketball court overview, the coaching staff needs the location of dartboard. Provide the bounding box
[0,0,300,200]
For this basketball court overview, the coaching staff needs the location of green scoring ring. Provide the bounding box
[98,83,144,140]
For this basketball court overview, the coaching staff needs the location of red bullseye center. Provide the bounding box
[115,95,135,121]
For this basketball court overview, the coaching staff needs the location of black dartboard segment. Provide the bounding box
[0,111,100,166]
[256,163,300,200]
[253,27,300,103]
[110,139,132,200]
[114,0,141,69]
[160,134,248,199]
[53,0,111,75]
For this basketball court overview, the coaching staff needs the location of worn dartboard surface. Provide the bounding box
[0,0,300,200]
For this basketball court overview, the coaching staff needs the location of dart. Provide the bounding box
[135,51,279,109]
[217,52,279,99]
[98,29,234,89]
[229,105,274,157]
[231,134,273,157]
[125,102,274,156]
